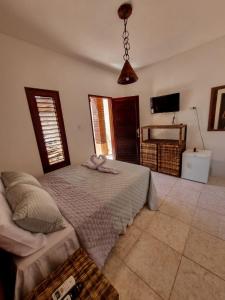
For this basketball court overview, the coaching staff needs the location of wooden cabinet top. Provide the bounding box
[141,124,187,129]
[141,124,187,145]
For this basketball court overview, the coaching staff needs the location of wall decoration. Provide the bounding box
[208,85,225,131]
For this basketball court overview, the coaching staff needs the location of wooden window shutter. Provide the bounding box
[25,87,70,173]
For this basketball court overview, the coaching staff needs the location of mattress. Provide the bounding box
[13,219,80,300]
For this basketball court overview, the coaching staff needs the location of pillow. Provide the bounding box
[1,171,41,189]
[6,184,66,234]
[0,193,47,256]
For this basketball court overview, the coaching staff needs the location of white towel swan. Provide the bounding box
[82,155,119,174]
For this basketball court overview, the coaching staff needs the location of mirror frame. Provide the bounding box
[208,85,225,131]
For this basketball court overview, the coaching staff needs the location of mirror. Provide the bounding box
[208,85,225,131]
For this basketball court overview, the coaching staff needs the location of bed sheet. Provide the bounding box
[13,219,80,300]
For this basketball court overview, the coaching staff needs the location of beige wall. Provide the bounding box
[1,32,225,177]
[0,33,119,176]
[123,37,225,176]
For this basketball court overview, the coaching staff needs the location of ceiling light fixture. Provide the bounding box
[117,3,138,85]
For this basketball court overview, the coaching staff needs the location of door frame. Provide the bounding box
[111,95,140,164]
[88,94,116,158]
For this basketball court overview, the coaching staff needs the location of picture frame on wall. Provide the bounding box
[208,85,225,131]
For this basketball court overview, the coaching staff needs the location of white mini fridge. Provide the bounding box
[181,149,212,183]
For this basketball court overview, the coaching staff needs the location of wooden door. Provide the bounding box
[111,96,140,164]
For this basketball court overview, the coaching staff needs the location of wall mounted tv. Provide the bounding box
[150,93,180,113]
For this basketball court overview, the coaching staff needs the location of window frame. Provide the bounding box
[25,87,70,173]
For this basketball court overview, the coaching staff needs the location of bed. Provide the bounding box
[12,159,159,300]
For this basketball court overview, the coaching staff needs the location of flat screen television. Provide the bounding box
[150,93,180,113]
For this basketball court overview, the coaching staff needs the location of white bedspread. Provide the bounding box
[40,160,159,267]
[13,160,159,299]
[13,219,80,300]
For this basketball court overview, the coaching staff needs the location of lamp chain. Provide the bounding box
[122,19,130,61]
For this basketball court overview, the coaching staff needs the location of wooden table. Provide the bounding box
[26,248,119,300]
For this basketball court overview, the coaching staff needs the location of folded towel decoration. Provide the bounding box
[82,155,119,174]
[97,165,120,174]
[90,154,106,168]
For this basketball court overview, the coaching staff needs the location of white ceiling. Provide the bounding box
[1,0,225,71]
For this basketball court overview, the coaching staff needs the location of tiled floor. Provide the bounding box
[102,172,225,300]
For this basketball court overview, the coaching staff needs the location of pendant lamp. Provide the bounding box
[117,3,138,85]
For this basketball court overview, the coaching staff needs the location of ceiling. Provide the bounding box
[1,0,225,71]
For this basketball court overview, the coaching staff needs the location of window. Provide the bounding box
[25,87,70,173]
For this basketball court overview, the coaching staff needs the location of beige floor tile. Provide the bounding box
[192,206,225,240]
[103,250,162,300]
[102,251,123,282]
[198,191,225,216]
[133,207,156,230]
[154,185,174,201]
[184,228,225,280]
[112,225,141,260]
[166,185,200,207]
[170,257,225,300]
[204,182,225,195]
[151,171,178,186]
[104,173,225,300]
[125,233,181,300]
[174,178,205,192]
[146,212,190,253]
[208,176,225,187]
[157,190,171,201]
[160,200,195,224]
[110,264,162,300]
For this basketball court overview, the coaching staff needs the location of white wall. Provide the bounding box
[123,37,225,176]
[0,33,119,176]
[1,32,225,177]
